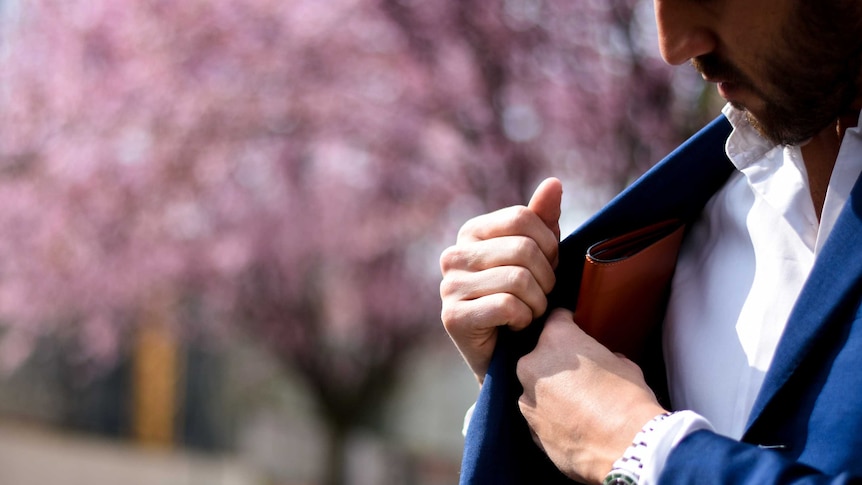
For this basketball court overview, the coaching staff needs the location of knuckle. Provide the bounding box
[440,303,461,331]
[510,205,534,228]
[439,245,464,273]
[506,266,534,293]
[516,354,536,387]
[513,235,538,259]
[515,357,528,383]
[548,243,559,262]
[438,273,463,298]
[457,213,486,241]
[537,272,555,296]
[620,356,645,375]
[498,293,533,329]
[544,313,570,336]
[533,297,548,318]
[538,316,569,344]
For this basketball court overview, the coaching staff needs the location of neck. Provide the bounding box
[800,109,860,220]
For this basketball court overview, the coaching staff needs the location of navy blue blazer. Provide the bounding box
[460,115,862,484]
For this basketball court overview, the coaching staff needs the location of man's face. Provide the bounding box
[657,0,862,145]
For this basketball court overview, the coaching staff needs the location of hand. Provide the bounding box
[516,309,667,484]
[440,178,562,384]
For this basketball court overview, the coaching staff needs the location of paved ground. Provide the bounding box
[0,421,258,485]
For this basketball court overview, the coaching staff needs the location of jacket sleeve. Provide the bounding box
[661,430,861,484]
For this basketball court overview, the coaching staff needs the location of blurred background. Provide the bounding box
[0,1,720,484]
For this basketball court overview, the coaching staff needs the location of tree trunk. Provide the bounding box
[321,423,349,485]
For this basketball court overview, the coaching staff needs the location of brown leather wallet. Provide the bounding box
[573,219,685,361]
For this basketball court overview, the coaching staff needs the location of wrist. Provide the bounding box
[601,410,714,485]
[602,411,675,485]
[588,402,665,484]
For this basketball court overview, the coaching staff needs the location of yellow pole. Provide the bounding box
[131,295,181,447]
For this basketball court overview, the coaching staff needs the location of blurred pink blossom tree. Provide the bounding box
[0,0,706,483]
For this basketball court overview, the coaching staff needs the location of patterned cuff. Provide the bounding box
[602,410,714,485]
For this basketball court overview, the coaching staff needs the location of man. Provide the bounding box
[440,0,862,484]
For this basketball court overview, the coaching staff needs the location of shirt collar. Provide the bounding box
[721,104,779,171]
[721,104,862,166]
[720,103,818,251]
[720,103,862,254]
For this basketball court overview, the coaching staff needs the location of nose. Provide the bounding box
[654,0,717,65]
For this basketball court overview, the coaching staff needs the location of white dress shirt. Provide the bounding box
[635,104,862,484]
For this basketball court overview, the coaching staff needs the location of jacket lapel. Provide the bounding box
[552,116,735,308]
[745,170,862,433]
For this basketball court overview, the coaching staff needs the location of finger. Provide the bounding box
[441,266,549,319]
[527,177,562,241]
[517,395,545,450]
[613,352,645,374]
[529,428,545,452]
[545,309,632,368]
[458,206,560,266]
[545,307,576,327]
[516,352,537,394]
[536,308,595,351]
[442,292,536,334]
[440,236,556,293]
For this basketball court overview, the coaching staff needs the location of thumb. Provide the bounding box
[527,177,562,241]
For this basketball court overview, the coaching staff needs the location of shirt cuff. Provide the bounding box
[462,402,476,437]
[627,410,714,485]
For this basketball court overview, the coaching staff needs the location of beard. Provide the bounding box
[691,3,862,146]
